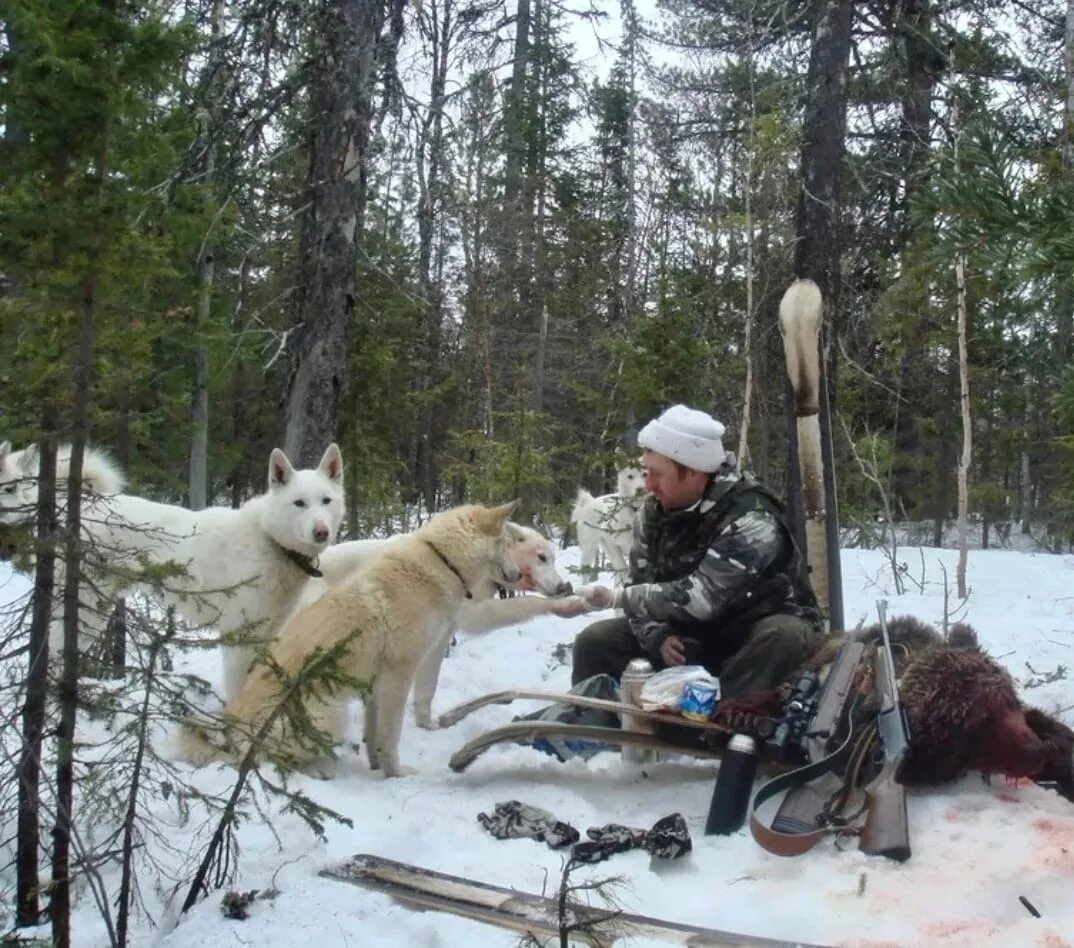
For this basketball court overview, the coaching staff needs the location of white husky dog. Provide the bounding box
[293,520,589,729]
[570,465,646,580]
[0,440,344,694]
[183,501,522,777]
[0,440,127,522]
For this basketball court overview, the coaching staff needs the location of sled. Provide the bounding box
[440,687,751,772]
[437,686,737,734]
[321,852,823,947]
[449,719,731,772]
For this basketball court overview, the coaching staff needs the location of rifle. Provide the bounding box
[749,632,867,856]
[858,599,911,861]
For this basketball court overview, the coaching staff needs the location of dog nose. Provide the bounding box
[556,580,573,596]
[312,525,330,543]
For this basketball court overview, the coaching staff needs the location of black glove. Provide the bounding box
[643,812,692,859]
[570,823,649,864]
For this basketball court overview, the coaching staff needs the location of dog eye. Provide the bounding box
[538,553,548,563]
[2,485,14,494]
[321,497,332,505]
[293,499,307,508]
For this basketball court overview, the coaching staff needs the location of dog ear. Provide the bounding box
[317,443,344,484]
[18,444,39,474]
[267,448,296,488]
[504,520,527,542]
[478,499,520,534]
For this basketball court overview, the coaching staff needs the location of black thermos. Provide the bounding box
[704,733,759,835]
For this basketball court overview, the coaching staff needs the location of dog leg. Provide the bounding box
[221,645,255,703]
[371,666,414,777]
[364,696,379,770]
[412,630,451,730]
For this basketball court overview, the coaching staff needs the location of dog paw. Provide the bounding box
[414,709,439,730]
[382,764,417,778]
[550,596,591,618]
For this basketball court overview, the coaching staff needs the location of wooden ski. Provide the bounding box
[321,853,823,947]
[448,720,726,773]
[437,687,734,734]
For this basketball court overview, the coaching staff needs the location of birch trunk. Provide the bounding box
[955,251,972,600]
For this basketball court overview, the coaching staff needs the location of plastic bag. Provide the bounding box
[638,665,720,712]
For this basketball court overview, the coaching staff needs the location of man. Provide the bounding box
[575,404,824,699]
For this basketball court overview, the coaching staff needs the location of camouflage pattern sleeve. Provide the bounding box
[628,615,674,659]
[619,508,785,626]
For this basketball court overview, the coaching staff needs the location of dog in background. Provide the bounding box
[182,501,524,778]
[570,465,646,581]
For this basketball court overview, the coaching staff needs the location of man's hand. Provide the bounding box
[577,584,621,610]
[659,635,686,666]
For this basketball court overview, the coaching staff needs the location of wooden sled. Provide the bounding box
[439,687,795,773]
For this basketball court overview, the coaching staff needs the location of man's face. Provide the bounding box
[641,449,708,511]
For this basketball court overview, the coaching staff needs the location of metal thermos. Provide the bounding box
[620,658,656,764]
[704,733,759,835]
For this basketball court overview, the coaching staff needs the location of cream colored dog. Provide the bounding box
[285,520,588,730]
[182,501,521,777]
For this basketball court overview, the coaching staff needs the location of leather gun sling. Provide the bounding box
[749,717,858,856]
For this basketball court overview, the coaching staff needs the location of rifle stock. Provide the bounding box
[769,639,865,831]
[859,767,910,861]
[859,602,911,861]
[771,772,844,835]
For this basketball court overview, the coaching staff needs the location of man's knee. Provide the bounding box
[718,614,822,697]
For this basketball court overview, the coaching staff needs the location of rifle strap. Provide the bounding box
[749,725,867,857]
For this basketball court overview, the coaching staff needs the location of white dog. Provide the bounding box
[292,520,588,729]
[0,440,344,695]
[182,502,523,777]
[0,440,127,518]
[570,465,646,580]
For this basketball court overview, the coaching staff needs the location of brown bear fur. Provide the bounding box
[713,615,1074,799]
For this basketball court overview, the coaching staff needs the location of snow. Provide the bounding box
[3,543,1074,948]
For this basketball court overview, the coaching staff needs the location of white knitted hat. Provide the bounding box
[637,404,726,473]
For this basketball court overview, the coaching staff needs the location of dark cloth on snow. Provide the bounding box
[477,802,692,864]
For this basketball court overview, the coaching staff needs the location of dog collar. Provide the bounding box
[423,540,473,599]
[277,543,323,578]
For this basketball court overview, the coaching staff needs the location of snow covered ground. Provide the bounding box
[3,541,1074,947]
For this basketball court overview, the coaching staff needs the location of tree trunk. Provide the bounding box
[16,437,57,928]
[955,251,971,599]
[788,0,854,632]
[282,0,395,465]
[52,272,100,948]
[188,0,225,509]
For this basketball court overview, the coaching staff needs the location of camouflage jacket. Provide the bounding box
[620,473,821,656]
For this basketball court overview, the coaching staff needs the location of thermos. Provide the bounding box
[704,733,759,835]
[619,658,656,764]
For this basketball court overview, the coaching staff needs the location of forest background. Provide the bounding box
[4,0,1074,546]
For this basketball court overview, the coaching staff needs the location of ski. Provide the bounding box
[449,720,726,773]
[321,853,822,947]
[437,687,734,733]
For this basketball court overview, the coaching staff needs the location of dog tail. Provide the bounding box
[57,444,127,496]
[570,488,593,525]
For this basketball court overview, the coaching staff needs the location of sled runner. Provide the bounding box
[449,719,729,772]
[438,686,738,734]
[321,853,822,946]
